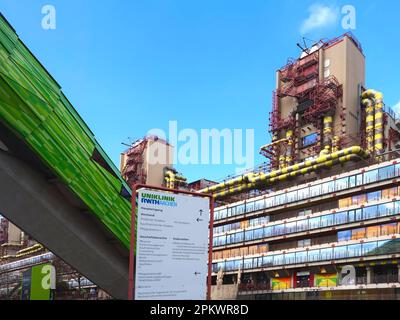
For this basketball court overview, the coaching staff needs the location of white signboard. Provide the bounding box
[135,189,209,300]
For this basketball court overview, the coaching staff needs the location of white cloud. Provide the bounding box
[393,101,400,113]
[300,4,339,35]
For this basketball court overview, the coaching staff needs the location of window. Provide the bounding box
[362,241,378,255]
[298,239,311,248]
[363,205,377,220]
[309,217,320,229]
[307,249,320,262]
[243,258,254,269]
[245,230,254,242]
[320,214,334,227]
[296,219,308,232]
[347,244,361,257]
[273,254,284,266]
[254,228,264,240]
[295,251,307,263]
[335,211,348,224]
[284,252,296,264]
[367,190,381,202]
[287,191,297,202]
[320,248,333,260]
[338,230,351,241]
[254,199,265,211]
[364,169,379,184]
[351,228,366,240]
[262,255,273,267]
[379,165,395,180]
[310,185,322,197]
[335,178,348,191]
[334,245,347,259]
[378,203,394,217]
[274,223,285,236]
[302,133,318,147]
[355,209,363,221]
[264,226,273,237]
[322,181,335,194]
[285,222,297,233]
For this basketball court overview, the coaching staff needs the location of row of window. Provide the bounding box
[214,186,400,237]
[0,252,54,272]
[213,200,400,247]
[214,163,400,221]
[212,238,400,272]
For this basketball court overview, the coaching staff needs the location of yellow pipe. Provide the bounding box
[362,89,385,160]
[286,130,293,166]
[212,154,362,199]
[321,116,333,155]
[200,146,369,195]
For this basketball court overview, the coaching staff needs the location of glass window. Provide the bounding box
[254,228,264,240]
[335,178,348,191]
[273,254,284,266]
[338,230,351,241]
[367,190,381,202]
[364,169,379,184]
[320,248,333,260]
[287,191,297,202]
[379,165,395,180]
[381,223,397,236]
[362,241,378,256]
[351,228,366,240]
[347,244,361,257]
[348,210,355,222]
[322,181,335,194]
[320,214,334,227]
[296,219,308,232]
[285,222,296,234]
[262,255,273,267]
[310,185,321,197]
[309,217,320,229]
[245,230,254,242]
[298,239,311,247]
[334,245,347,259]
[264,226,273,237]
[307,249,320,262]
[298,188,309,200]
[395,164,400,177]
[243,258,254,269]
[355,209,363,221]
[378,202,394,217]
[265,196,274,208]
[302,133,318,147]
[274,223,285,236]
[356,173,363,186]
[255,199,265,211]
[363,205,378,220]
[234,231,244,243]
[335,211,348,224]
[295,251,307,263]
[349,175,356,188]
[276,194,286,206]
[246,201,255,213]
[284,252,296,264]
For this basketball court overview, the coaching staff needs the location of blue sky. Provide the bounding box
[1,0,399,182]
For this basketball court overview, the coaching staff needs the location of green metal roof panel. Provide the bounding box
[0,14,132,248]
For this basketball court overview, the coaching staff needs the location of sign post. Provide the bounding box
[128,184,214,300]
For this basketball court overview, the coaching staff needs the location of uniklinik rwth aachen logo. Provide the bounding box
[141,193,178,207]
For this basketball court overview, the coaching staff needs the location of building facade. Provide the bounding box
[208,33,400,300]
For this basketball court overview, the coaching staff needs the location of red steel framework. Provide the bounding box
[122,139,148,186]
[128,184,214,300]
